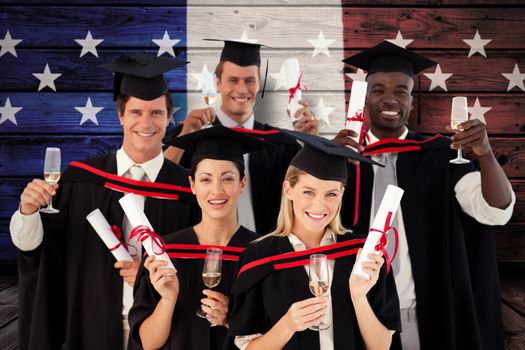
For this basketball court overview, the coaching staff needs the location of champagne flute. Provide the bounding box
[308,254,330,331]
[196,247,222,319]
[449,96,471,165]
[201,72,217,129]
[40,147,61,214]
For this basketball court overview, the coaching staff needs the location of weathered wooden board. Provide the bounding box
[343,7,525,49]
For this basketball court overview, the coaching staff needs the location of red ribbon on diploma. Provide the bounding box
[288,73,306,103]
[110,225,138,257]
[129,225,166,255]
[347,111,370,227]
[369,211,399,274]
[346,111,369,144]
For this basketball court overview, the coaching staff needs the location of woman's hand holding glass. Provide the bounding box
[308,254,331,331]
[284,297,328,333]
[200,289,229,327]
[197,248,223,323]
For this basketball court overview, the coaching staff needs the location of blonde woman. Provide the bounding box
[227,131,401,350]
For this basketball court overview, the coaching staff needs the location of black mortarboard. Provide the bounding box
[343,41,437,76]
[281,130,381,184]
[100,53,187,101]
[205,38,270,98]
[205,39,264,67]
[166,125,273,166]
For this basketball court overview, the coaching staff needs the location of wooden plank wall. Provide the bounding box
[0,1,523,264]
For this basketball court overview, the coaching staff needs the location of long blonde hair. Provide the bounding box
[261,165,347,240]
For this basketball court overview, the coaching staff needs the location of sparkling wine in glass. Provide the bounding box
[308,254,330,331]
[201,72,217,128]
[196,247,222,319]
[40,147,61,214]
[449,96,471,165]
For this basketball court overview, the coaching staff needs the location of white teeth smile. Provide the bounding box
[306,212,325,220]
[136,131,155,137]
[233,97,248,103]
[209,199,227,205]
[381,111,399,116]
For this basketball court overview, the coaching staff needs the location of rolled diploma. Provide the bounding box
[345,81,368,144]
[118,193,175,269]
[86,208,133,261]
[284,58,303,123]
[353,184,404,280]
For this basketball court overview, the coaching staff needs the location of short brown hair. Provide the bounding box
[215,61,261,81]
[115,91,174,117]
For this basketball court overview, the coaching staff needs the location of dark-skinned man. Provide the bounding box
[336,41,514,350]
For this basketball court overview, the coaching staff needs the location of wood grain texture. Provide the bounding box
[0,49,520,92]
[344,50,525,92]
[0,92,188,134]
[343,7,525,49]
[2,1,524,5]
[0,221,16,261]
[0,6,186,47]
[1,1,524,267]
[501,276,525,315]
[494,228,525,262]
[0,50,188,92]
[0,136,122,177]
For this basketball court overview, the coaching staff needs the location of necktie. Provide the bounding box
[235,125,256,232]
[122,165,146,316]
[373,153,399,275]
[123,165,146,250]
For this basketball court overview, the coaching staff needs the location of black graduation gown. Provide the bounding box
[341,131,504,350]
[128,226,259,350]
[226,233,401,350]
[17,154,200,350]
[169,120,300,234]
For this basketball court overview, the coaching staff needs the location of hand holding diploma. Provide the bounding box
[353,185,404,280]
[119,193,175,269]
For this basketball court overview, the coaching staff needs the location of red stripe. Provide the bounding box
[238,238,366,275]
[165,243,245,253]
[167,252,239,261]
[363,145,421,155]
[354,164,361,226]
[274,247,360,270]
[105,183,179,200]
[365,135,440,148]
[70,161,193,193]
[363,134,443,155]
[238,256,273,275]
[230,127,280,135]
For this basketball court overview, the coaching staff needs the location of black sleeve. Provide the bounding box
[367,267,402,332]
[128,260,161,350]
[227,246,268,337]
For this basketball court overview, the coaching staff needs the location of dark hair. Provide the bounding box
[189,158,245,180]
[115,91,174,117]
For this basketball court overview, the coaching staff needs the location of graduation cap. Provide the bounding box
[343,41,437,76]
[281,129,382,184]
[205,38,270,97]
[166,125,273,166]
[100,53,187,101]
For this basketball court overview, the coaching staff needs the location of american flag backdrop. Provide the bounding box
[0,1,524,264]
